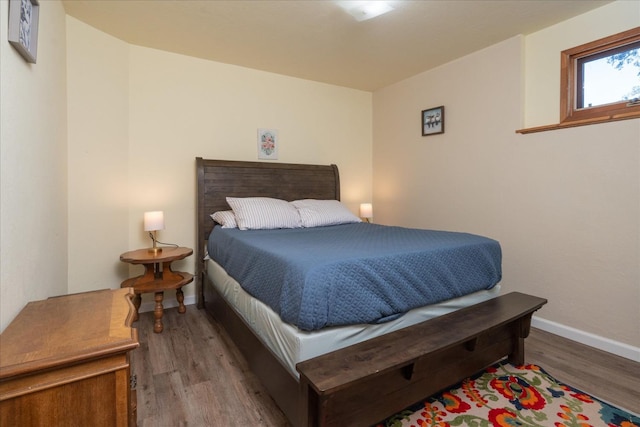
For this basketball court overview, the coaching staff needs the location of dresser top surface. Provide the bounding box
[0,288,139,379]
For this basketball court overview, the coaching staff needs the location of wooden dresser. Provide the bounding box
[0,288,139,426]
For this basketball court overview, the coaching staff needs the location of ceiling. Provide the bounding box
[62,0,613,91]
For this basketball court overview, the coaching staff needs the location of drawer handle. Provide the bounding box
[402,363,415,381]
[465,337,478,352]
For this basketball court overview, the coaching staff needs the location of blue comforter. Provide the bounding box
[208,223,501,331]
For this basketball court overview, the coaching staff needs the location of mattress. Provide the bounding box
[207,258,502,378]
[208,223,502,331]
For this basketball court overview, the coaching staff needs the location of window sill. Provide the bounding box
[516,112,639,134]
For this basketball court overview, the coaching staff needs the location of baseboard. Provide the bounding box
[139,294,197,314]
[532,316,640,363]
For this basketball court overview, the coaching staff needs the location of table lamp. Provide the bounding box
[360,203,373,223]
[144,211,164,255]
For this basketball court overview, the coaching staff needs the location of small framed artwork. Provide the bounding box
[258,128,278,160]
[421,106,445,136]
[8,0,40,64]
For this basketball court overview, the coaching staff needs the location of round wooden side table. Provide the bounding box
[120,246,193,333]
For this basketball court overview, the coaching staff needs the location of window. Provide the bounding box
[560,27,640,124]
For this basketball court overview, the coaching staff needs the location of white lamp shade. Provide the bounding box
[144,211,165,231]
[359,203,373,219]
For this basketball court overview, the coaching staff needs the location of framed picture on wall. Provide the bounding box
[258,129,278,160]
[8,0,40,64]
[421,106,445,136]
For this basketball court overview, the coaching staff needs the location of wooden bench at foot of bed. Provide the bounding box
[297,292,547,427]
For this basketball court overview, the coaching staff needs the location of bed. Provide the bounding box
[195,158,546,427]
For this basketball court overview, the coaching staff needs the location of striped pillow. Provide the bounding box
[210,210,238,228]
[292,199,361,228]
[226,197,302,230]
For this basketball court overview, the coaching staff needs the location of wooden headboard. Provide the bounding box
[195,157,340,307]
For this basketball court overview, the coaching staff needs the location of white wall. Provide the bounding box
[373,1,639,355]
[0,0,68,331]
[66,17,130,294]
[66,22,373,307]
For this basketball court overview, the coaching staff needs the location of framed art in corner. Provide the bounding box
[257,128,278,160]
[421,105,444,136]
[8,0,40,64]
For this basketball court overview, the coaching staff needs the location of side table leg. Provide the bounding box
[153,291,164,333]
[133,293,142,322]
[176,287,186,314]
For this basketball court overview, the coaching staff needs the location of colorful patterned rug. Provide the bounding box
[375,362,639,427]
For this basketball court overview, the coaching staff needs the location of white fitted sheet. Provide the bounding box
[207,258,501,378]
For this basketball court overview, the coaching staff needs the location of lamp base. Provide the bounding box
[148,247,163,255]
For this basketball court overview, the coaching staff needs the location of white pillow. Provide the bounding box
[291,199,361,228]
[226,197,302,230]
[210,210,238,228]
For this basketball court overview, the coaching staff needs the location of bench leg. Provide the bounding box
[509,337,525,365]
[299,378,313,427]
[508,314,533,365]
